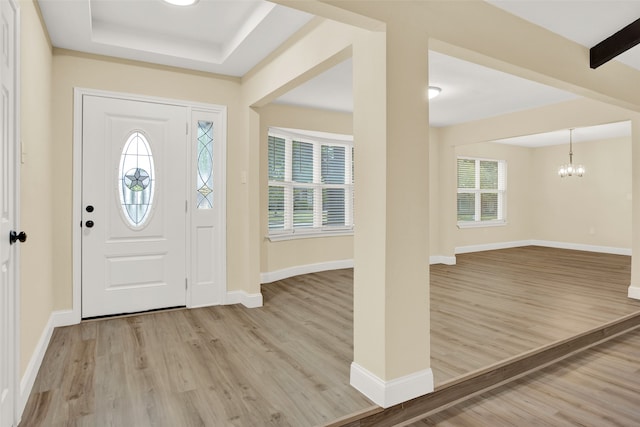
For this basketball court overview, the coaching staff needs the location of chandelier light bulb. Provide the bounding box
[558,128,584,178]
[163,0,198,6]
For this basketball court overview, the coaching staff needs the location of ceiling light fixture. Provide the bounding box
[162,0,198,6]
[558,128,585,178]
[428,86,442,100]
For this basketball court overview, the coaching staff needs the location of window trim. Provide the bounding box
[456,156,507,228]
[268,128,354,240]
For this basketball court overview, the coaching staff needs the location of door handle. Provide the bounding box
[85,220,95,228]
[9,230,27,244]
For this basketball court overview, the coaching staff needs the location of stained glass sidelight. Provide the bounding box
[196,121,214,209]
[119,132,155,227]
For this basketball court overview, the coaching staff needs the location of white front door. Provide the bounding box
[0,1,18,426]
[82,96,188,318]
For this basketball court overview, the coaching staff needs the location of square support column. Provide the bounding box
[350,25,433,408]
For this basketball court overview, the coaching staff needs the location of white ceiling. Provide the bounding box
[38,0,639,145]
[38,0,314,76]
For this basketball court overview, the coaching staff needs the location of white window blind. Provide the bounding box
[268,135,286,230]
[268,128,354,237]
[457,157,506,225]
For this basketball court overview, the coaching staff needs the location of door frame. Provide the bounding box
[3,1,20,425]
[72,88,227,322]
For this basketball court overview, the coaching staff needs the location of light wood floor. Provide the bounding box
[409,329,640,426]
[20,268,372,427]
[430,246,639,383]
[20,246,640,426]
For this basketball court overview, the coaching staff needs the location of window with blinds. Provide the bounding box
[457,157,506,225]
[268,129,354,237]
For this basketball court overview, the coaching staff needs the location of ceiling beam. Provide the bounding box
[590,18,640,69]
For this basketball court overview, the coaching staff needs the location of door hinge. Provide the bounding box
[186,122,189,135]
[185,200,188,213]
[185,278,188,290]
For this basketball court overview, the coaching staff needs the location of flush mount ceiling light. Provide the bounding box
[163,0,199,6]
[558,128,585,178]
[428,86,442,100]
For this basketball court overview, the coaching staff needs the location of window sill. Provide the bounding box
[457,220,507,229]
[267,228,354,242]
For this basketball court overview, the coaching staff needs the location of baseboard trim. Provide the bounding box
[455,240,631,256]
[52,309,79,327]
[225,290,263,308]
[429,256,456,265]
[260,259,354,284]
[628,285,640,300]
[19,311,55,418]
[530,240,631,256]
[455,240,531,254]
[350,362,434,408]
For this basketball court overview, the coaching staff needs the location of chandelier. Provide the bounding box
[558,128,585,178]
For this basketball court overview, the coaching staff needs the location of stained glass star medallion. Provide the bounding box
[124,168,150,192]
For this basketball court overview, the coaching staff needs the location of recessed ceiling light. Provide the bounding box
[163,0,199,6]
[428,86,442,100]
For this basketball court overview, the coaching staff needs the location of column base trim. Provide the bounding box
[429,255,456,265]
[225,290,263,308]
[628,285,640,300]
[350,362,434,408]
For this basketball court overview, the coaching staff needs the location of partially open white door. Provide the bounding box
[0,1,18,426]
[82,96,188,318]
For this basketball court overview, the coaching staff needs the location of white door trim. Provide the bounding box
[8,1,20,425]
[72,87,227,323]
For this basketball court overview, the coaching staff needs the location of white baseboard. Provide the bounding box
[455,240,531,254]
[530,240,631,256]
[628,285,640,300]
[19,309,80,420]
[225,290,263,308]
[455,240,631,256]
[429,255,456,265]
[260,259,354,284]
[19,313,50,418]
[52,309,79,327]
[350,362,434,408]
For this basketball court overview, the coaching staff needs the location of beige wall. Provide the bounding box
[259,104,353,274]
[20,0,54,376]
[431,133,632,256]
[532,137,631,248]
[51,51,246,309]
[431,97,635,257]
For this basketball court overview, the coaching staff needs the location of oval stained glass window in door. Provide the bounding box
[119,132,155,227]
